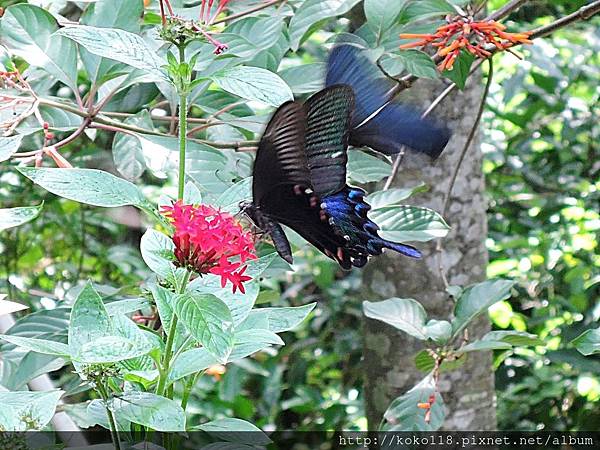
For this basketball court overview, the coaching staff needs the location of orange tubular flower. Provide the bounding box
[400,15,533,71]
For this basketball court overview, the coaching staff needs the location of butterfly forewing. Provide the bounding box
[253,101,310,206]
[304,85,355,197]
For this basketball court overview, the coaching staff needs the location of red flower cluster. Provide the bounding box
[399,16,533,71]
[161,201,256,293]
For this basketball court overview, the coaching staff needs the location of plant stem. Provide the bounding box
[181,372,200,410]
[156,271,190,398]
[97,383,121,450]
[178,44,188,201]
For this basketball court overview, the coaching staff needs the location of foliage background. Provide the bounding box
[0,0,598,434]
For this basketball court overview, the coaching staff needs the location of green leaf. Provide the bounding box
[365,0,408,41]
[3,308,69,340]
[139,229,187,288]
[170,329,284,381]
[572,328,600,356]
[0,205,42,231]
[110,392,185,432]
[0,4,78,91]
[57,25,167,81]
[211,66,293,107]
[381,50,439,79]
[197,418,271,445]
[183,181,203,205]
[0,390,64,431]
[218,16,285,60]
[169,347,218,382]
[279,63,326,95]
[288,0,362,50]
[482,330,543,347]
[215,177,252,213]
[86,399,130,431]
[17,103,83,135]
[186,141,232,195]
[461,340,513,352]
[423,320,452,344]
[414,350,467,372]
[383,373,445,431]
[148,283,177,337]
[0,135,23,162]
[81,0,142,33]
[245,252,278,278]
[68,282,112,358]
[173,292,234,363]
[17,168,147,208]
[79,0,144,84]
[347,150,391,183]
[0,335,70,357]
[442,49,475,90]
[104,298,151,316]
[370,205,450,242]
[363,298,428,339]
[111,313,157,369]
[185,255,275,329]
[451,279,515,337]
[401,0,455,21]
[229,329,284,361]
[366,184,427,209]
[188,275,259,327]
[112,110,152,180]
[238,303,316,333]
[74,335,152,363]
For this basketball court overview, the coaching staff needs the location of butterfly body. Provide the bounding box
[246,45,450,268]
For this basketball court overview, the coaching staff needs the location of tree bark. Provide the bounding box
[362,75,497,430]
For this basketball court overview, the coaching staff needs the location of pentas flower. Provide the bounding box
[161,201,256,293]
[399,16,533,71]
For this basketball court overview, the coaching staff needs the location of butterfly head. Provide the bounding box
[238,200,262,227]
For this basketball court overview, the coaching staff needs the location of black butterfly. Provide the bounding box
[243,45,450,269]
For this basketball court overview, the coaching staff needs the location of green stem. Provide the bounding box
[181,372,200,411]
[97,383,121,450]
[156,271,190,398]
[177,44,188,201]
[155,44,191,398]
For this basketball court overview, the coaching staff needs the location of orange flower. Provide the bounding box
[206,364,226,380]
[399,16,533,71]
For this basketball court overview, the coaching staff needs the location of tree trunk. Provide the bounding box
[362,75,497,430]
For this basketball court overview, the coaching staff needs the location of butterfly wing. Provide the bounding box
[251,83,421,268]
[252,100,309,206]
[253,87,362,267]
[301,84,420,267]
[326,44,451,158]
[303,84,355,197]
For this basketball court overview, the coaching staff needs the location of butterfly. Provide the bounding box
[242,45,450,269]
